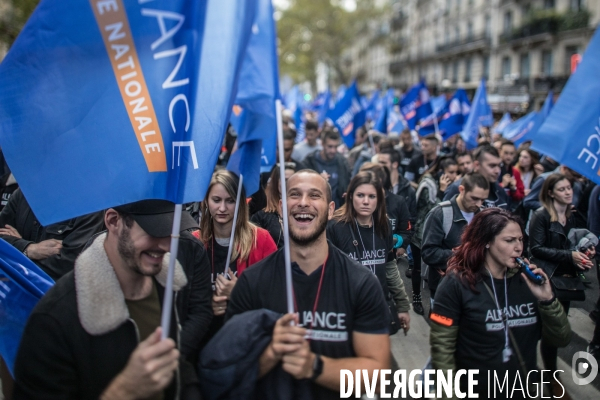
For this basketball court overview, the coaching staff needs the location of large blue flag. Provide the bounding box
[431,95,447,113]
[503,111,538,145]
[461,79,493,149]
[228,0,279,194]
[531,29,600,185]
[400,81,433,130]
[336,84,347,102]
[328,82,364,148]
[523,91,554,145]
[0,238,54,376]
[494,112,513,135]
[0,0,257,225]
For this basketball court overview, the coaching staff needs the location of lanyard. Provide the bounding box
[487,270,512,363]
[354,217,375,273]
[292,255,328,339]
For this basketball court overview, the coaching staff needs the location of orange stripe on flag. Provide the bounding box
[430,313,453,327]
[90,0,167,172]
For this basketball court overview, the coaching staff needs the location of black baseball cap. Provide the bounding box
[112,200,198,237]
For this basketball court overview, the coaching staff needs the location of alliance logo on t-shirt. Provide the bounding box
[347,249,386,273]
[485,302,537,331]
[298,310,349,342]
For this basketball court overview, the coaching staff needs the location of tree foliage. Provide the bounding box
[277,0,386,88]
[0,0,40,49]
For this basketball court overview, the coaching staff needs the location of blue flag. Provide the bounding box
[328,81,364,148]
[431,95,447,113]
[494,112,513,135]
[420,89,471,139]
[0,0,257,225]
[336,85,347,102]
[400,81,433,130]
[503,112,539,145]
[228,0,279,194]
[317,89,332,126]
[0,238,54,376]
[524,91,554,145]
[531,29,600,185]
[461,79,493,149]
[364,90,380,121]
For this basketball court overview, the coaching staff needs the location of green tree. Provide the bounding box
[277,0,386,88]
[0,0,40,48]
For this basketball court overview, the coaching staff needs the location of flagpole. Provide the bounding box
[368,130,376,155]
[224,174,244,277]
[160,203,182,340]
[432,112,440,136]
[276,99,294,315]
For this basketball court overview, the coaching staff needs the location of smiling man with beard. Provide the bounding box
[13,200,201,400]
[226,170,391,399]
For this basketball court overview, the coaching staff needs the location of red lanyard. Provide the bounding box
[292,255,328,336]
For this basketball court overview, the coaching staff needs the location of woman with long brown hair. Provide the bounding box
[194,170,276,347]
[529,173,593,397]
[430,208,571,398]
[327,171,410,336]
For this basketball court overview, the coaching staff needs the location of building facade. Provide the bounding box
[388,0,599,113]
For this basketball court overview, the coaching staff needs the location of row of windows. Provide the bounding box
[435,46,578,83]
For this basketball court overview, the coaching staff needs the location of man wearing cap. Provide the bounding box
[13,200,205,400]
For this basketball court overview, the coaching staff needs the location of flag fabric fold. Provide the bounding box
[399,81,433,130]
[328,81,364,148]
[461,79,492,149]
[0,238,54,376]
[531,28,600,185]
[228,0,279,193]
[494,112,513,135]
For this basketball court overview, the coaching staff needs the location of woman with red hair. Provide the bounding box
[430,208,571,398]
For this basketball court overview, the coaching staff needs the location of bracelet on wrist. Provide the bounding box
[539,296,556,306]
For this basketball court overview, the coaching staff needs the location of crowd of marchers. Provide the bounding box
[0,112,599,400]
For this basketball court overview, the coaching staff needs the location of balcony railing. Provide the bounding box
[435,34,491,55]
[501,8,590,43]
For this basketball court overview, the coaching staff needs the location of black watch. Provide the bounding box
[311,353,323,381]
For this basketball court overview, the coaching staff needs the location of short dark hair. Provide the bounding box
[380,149,400,165]
[473,144,499,162]
[422,135,439,145]
[500,139,516,149]
[288,169,332,204]
[455,152,473,162]
[305,120,318,132]
[440,157,457,171]
[115,211,135,228]
[322,129,340,143]
[461,172,490,192]
[283,128,295,142]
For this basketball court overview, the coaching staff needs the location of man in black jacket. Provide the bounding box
[422,173,489,299]
[443,145,508,210]
[0,188,105,280]
[303,129,351,209]
[13,200,202,400]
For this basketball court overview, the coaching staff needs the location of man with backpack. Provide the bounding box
[421,172,490,301]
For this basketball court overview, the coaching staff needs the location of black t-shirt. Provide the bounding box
[250,210,283,248]
[226,242,390,400]
[399,147,420,176]
[327,220,394,302]
[405,154,436,184]
[433,272,542,397]
[384,192,410,243]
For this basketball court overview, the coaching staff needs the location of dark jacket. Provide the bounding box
[443,178,510,210]
[393,175,417,225]
[303,151,351,206]
[421,195,468,272]
[13,233,198,400]
[529,207,581,278]
[0,188,105,280]
[199,309,312,400]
